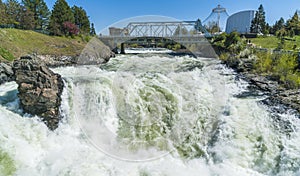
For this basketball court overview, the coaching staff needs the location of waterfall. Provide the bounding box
[0,52,299,175]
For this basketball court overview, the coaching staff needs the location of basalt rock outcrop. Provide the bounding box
[13,56,64,130]
[0,62,15,84]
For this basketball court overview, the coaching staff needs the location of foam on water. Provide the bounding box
[125,48,174,54]
[0,53,300,175]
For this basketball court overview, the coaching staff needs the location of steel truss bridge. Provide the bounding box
[99,20,212,54]
[121,21,210,37]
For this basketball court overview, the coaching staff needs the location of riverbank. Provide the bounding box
[210,32,300,115]
[0,28,89,61]
[0,28,115,84]
[222,54,300,115]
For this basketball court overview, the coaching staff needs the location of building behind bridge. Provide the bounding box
[225,10,256,34]
[109,27,128,36]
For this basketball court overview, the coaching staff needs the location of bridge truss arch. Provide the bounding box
[121,21,210,37]
[99,19,216,57]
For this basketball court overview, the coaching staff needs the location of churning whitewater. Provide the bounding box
[0,51,300,176]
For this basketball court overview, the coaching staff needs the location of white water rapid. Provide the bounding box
[0,50,300,176]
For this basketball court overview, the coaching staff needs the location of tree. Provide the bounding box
[286,11,300,35]
[205,21,220,34]
[265,23,270,34]
[90,23,96,36]
[72,5,90,34]
[5,0,22,27]
[19,5,35,29]
[0,0,7,25]
[251,4,267,34]
[2,0,35,29]
[276,28,288,39]
[194,19,202,31]
[22,0,50,30]
[49,0,74,36]
[271,17,285,35]
[63,21,79,36]
[174,26,188,36]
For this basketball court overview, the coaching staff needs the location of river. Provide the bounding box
[0,50,299,175]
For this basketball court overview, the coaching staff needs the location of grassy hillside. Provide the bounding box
[250,36,300,50]
[0,28,89,61]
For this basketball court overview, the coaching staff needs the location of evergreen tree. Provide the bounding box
[251,4,266,34]
[0,0,7,25]
[90,23,96,36]
[3,0,35,29]
[22,0,50,30]
[265,23,270,34]
[205,21,220,34]
[286,11,300,35]
[271,17,285,34]
[72,5,90,34]
[19,5,35,30]
[174,25,188,36]
[194,19,207,34]
[49,0,74,36]
[5,0,22,27]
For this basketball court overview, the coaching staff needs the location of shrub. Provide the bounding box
[285,72,300,88]
[273,54,297,78]
[130,43,139,48]
[219,52,230,61]
[253,52,300,88]
[254,52,273,73]
[239,48,252,58]
[224,31,241,48]
[63,21,79,37]
[172,43,181,50]
[80,34,91,42]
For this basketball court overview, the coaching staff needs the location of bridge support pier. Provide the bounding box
[120,43,125,54]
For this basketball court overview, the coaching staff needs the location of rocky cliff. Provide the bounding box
[13,56,64,130]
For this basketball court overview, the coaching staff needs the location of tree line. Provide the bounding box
[0,0,96,36]
[251,4,300,38]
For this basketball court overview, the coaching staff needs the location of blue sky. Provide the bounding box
[43,0,299,33]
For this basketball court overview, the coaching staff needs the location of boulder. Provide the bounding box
[13,56,64,130]
[77,38,115,65]
[0,62,15,84]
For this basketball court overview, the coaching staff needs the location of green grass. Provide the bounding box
[0,28,88,61]
[0,47,14,61]
[250,35,300,50]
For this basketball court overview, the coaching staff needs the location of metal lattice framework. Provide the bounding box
[120,21,210,37]
[99,20,212,51]
[203,4,229,32]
